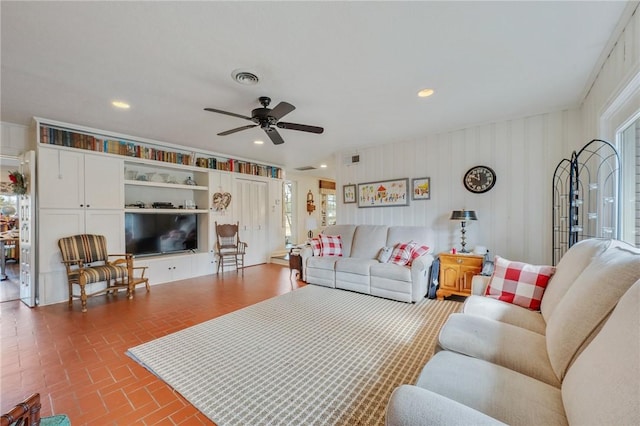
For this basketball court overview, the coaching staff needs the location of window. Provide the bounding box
[619,115,640,245]
[321,193,337,226]
[283,180,295,246]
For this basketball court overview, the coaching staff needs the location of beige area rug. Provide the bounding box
[127,285,461,426]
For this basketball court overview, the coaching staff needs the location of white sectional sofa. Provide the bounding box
[386,238,640,425]
[300,225,433,303]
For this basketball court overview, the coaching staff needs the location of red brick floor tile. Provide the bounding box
[1,264,301,425]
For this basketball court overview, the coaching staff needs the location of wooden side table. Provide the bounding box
[289,247,303,281]
[437,253,483,300]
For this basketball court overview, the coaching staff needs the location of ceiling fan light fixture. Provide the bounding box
[232,69,260,86]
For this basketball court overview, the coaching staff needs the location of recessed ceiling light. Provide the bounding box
[254,140,264,145]
[320,164,327,168]
[417,88,434,98]
[112,100,130,109]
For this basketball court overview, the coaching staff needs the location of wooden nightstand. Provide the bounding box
[289,247,303,281]
[437,253,484,300]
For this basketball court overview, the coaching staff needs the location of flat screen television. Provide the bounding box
[125,212,198,257]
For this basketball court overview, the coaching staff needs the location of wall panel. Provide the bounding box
[336,110,578,264]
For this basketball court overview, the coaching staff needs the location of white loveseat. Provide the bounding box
[300,225,433,303]
[386,238,640,425]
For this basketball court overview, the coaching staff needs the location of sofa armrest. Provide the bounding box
[386,385,506,426]
[410,254,434,302]
[299,246,313,280]
[471,275,491,295]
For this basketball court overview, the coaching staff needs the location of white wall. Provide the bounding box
[286,172,322,243]
[581,6,640,144]
[336,110,581,265]
[334,5,639,265]
[0,122,32,156]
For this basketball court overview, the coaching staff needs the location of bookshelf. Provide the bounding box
[37,119,283,179]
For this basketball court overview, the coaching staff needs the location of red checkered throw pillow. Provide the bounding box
[409,244,430,265]
[389,241,417,266]
[319,234,343,256]
[485,256,556,310]
[310,237,321,256]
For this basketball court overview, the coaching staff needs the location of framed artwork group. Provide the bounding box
[343,176,431,207]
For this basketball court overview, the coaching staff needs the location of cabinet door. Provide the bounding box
[460,266,479,292]
[440,264,461,291]
[38,147,84,209]
[84,154,123,209]
[38,209,85,273]
[237,179,268,266]
[85,210,125,253]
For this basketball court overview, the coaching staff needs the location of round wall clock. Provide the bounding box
[464,166,496,194]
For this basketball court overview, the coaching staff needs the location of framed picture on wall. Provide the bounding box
[411,177,431,200]
[357,178,409,208]
[343,184,356,204]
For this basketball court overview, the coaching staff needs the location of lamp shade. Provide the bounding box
[450,210,478,221]
[305,217,318,231]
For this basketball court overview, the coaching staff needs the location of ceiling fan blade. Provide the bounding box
[277,121,324,134]
[204,108,253,121]
[264,127,285,145]
[218,124,257,136]
[269,102,295,120]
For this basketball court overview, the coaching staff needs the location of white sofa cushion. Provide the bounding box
[437,314,560,387]
[546,241,640,380]
[562,280,640,425]
[350,225,388,258]
[463,295,547,334]
[416,351,568,426]
[321,225,357,256]
[540,238,612,320]
[386,385,506,426]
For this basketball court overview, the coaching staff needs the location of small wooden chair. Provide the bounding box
[58,234,133,312]
[214,221,247,275]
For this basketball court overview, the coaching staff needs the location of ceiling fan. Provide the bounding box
[204,96,324,145]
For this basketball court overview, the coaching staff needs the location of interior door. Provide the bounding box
[236,179,267,266]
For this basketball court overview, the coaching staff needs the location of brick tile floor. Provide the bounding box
[1,264,303,425]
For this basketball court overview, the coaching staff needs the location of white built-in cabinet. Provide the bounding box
[236,178,268,266]
[38,147,123,210]
[37,146,125,305]
[34,117,284,306]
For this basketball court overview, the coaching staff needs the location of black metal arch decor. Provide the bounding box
[552,139,620,265]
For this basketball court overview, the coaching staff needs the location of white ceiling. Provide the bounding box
[0,1,632,178]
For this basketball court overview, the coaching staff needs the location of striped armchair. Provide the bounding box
[58,234,133,312]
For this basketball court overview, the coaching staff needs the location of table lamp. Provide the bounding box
[450,209,478,253]
[306,217,318,239]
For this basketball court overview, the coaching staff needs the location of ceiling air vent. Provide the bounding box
[231,70,260,85]
[294,166,317,171]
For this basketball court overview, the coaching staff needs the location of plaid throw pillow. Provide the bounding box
[319,234,343,256]
[485,256,556,310]
[409,244,430,265]
[309,237,321,256]
[389,241,417,266]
